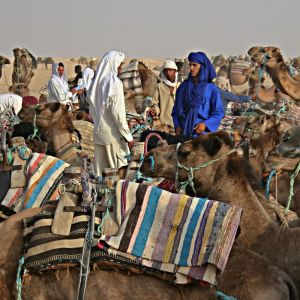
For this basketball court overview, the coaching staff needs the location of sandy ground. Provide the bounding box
[0,57,164,98]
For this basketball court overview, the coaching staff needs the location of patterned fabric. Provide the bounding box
[230,60,251,75]
[1,153,68,212]
[100,180,242,284]
[23,209,176,283]
[119,60,143,94]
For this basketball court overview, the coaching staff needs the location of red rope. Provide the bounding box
[144,132,163,156]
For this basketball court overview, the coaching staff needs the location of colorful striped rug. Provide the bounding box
[100,180,242,284]
[1,153,69,212]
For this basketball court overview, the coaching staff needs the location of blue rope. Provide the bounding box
[16,256,25,300]
[265,170,276,200]
[135,153,153,182]
[216,290,237,300]
[148,155,155,171]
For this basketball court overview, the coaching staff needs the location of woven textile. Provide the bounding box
[100,180,242,284]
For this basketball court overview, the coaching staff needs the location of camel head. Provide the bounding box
[266,151,299,172]
[248,46,282,65]
[277,125,300,158]
[244,115,284,139]
[141,131,235,196]
[13,48,22,58]
[34,102,75,132]
[0,55,10,65]
[212,55,227,68]
[9,83,29,97]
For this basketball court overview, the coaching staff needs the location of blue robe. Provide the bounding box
[172,52,224,137]
[172,83,224,137]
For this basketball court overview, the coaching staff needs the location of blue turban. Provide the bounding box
[188,52,216,83]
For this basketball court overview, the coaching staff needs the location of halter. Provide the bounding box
[175,143,237,194]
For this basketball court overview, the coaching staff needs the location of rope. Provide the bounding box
[144,132,163,156]
[135,153,153,182]
[265,170,276,200]
[16,256,27,300]
[285,161,300,214]
[28,109,41,141]
[216,290,237,300]
[175,143,237,194]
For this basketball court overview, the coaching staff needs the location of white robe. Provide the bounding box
[82,67,94,91]
[87,51,133,176]
[47,63,72,103]
[0,94,23,115]
[47,79,73,103]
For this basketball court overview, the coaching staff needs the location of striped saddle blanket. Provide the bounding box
[23,208,176,282]
[1,153,68,212]
[230,60,251,75]
[119,60,143,95]
[100,180,242,284]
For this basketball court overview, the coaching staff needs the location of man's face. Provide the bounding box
[163,68,177,82]
[189,62,201,77]
[58,66,64,77]
[117,62,124,75]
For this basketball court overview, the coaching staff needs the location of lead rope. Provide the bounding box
[285,161,300,214]
[175,143,237,194]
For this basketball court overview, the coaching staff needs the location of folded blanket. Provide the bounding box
[1,153,68,212]
[100,180,242,284]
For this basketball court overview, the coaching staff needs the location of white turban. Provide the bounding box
[162,60,178,71]
[160,60,178,87]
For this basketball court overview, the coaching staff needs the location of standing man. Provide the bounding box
[172,52,224,137]
[150,60,179,129]
[88,51,133,177]
[47,62,76,103]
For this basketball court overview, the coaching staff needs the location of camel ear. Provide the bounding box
[50,102,61,113]
[201,136,223,156]
[259,115,267,124]
[178,143,193,157]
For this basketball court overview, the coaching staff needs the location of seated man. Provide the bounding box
[150,60,179,130]
[47,62,76,103]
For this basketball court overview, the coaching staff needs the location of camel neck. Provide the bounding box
[206,160,272,248]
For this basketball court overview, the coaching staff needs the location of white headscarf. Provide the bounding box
[82,67,95,91]
[50,63,69,93]
[87,51,125,131]
[159,60,178,88]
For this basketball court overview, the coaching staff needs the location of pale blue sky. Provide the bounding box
[1,0,299,59]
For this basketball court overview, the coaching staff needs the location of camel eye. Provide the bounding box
[282,135,291,141]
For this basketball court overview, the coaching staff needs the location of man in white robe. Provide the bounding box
[88,51,133,177]
[0,94,23,115]
[47,62,76,103]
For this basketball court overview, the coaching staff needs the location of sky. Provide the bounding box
[1,0,299,59]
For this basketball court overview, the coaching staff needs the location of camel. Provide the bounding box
[12,48,36,86]
[140,131,300,293]
[0,55,10,79]
[277,125,300,158]
[24,103,92,165]
[0,196,296,299]
[37,57,54,69]
[248,46,300,101]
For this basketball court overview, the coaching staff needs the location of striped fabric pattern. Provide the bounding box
[1,153,68,212]
[119,61,143,94]
[100,180,242,283]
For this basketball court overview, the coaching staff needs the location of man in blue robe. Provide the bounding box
[172,52,224,137]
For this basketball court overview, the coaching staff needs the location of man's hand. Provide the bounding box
[194,122,206,134]
[128,140,135,150]
[175,127,183,136]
